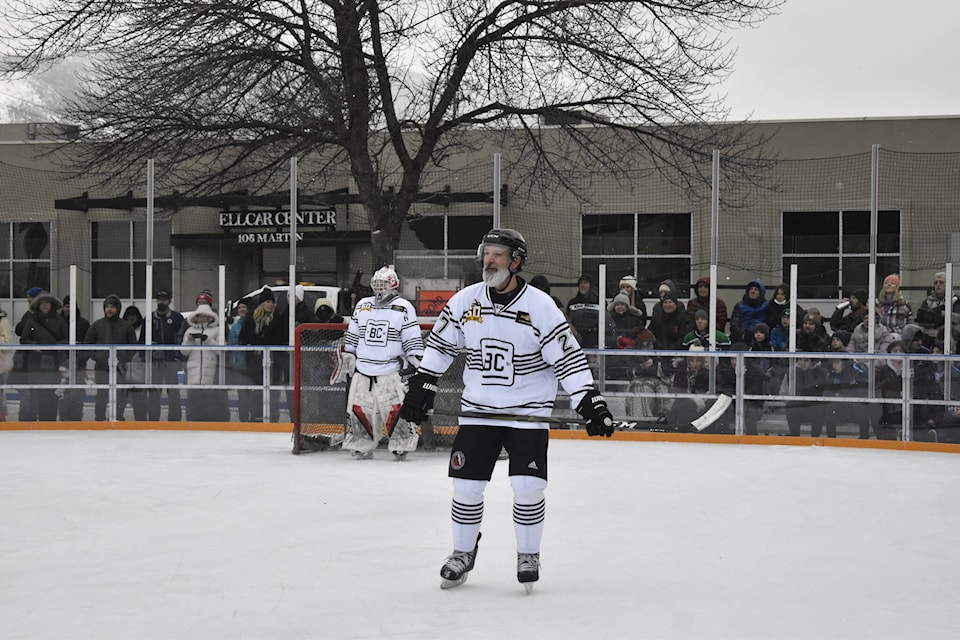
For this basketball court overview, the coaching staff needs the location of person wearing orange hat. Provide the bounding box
[876,273,913,336]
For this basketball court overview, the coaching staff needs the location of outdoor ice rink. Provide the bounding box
[2,430,959,640]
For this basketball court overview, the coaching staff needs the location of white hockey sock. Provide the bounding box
[451,478,486,551]
[511,475,547,554]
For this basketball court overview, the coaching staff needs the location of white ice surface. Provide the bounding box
[2,431,959,640]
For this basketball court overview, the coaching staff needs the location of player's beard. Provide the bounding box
[483,264,510,289]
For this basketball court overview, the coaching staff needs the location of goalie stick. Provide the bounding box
[429,394,732,432]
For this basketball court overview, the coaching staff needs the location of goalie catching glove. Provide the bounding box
[576,389,615,437]
[399,372,439,424]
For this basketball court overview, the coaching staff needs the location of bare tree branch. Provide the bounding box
[0,0,783,267]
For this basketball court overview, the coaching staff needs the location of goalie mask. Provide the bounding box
[371,266,400,303]
[476,228,528,274]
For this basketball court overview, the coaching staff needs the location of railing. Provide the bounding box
[3,343,959,444]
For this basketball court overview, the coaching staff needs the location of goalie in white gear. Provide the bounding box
[337,266,425,459]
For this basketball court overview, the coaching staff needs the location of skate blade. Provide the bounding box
[440,574,468,589]
[523,583,534,595]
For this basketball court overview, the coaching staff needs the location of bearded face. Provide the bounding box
[482,262,511,289]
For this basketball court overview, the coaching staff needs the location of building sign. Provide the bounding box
[219,209,336,229]
[220,209,336,245]
[237,231,305,244]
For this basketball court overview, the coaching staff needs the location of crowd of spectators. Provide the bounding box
[4,270,960,440]
[0,284,325,423]
[552,270,960,442]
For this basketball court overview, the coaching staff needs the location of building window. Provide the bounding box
[581,213,692,298]
[395,215,494,280]
[91,220,173,299]
[782,210,901,299]
[0,222,51,297]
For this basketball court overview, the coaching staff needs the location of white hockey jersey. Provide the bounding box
[345,295,424,376]
[420,280,595,429]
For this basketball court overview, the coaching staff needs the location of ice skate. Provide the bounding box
[440,533,481,589]
[350,449,373,460]
[517,552,540,594]
[392,450,408,461]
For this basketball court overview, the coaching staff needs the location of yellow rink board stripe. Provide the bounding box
[2,421,959,454]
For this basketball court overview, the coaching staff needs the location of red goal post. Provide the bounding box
[292,323,465,454]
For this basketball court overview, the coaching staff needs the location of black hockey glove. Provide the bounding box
[576,389,615,437]
[400,372,439,424]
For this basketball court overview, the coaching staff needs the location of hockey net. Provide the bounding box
[293,323,466,454]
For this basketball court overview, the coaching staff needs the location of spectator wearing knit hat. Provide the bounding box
[796,312,830,353]
[147,287,185,421]
[83,295,138,421]
[829,287,870,334]
[607,274,648,327]
[875,273,913,336]
[650,278,685,326]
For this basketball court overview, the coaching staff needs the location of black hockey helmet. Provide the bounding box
[477,228,528,272]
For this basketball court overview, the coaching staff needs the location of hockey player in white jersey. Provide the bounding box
[336,266,425,460]
[400,229,614,591]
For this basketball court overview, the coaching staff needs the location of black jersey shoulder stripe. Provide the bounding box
[540,322,572,347]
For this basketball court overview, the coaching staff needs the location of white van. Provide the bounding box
[234,284,352,318]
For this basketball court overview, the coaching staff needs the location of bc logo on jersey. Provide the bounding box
[479,338,514,385]
[363,319,390,347]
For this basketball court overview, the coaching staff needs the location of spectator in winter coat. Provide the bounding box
[875,274,913,337]
[686,276,728,333]
[226,298,255,422]
[847,312,894,354]
[147,288,185,421]
[607,275,648,329]
[20,292,69,421]
[239,286,289,422]
[566,274,601,348]
[729,279,770,344]
[57,295,92,421]
[650,279,686,323]
[314,298,345,324]
[829,288,870,334]
[12,285,44,421]
[770,309,791,351]
[84,295,138,421]
[796,313,830,353]
[767,283,805,332]
[615,275,646,313]
[182,302,223,422]
[875,340,906,439]
[605,292,645,380]
[784,354,826,437]
[118,306,147,421]
[649,292,692,351]
[916,271,960,341]
[682,309,731,350]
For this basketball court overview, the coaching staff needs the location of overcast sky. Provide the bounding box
[1,0,959,123]
[719,0,960,120]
